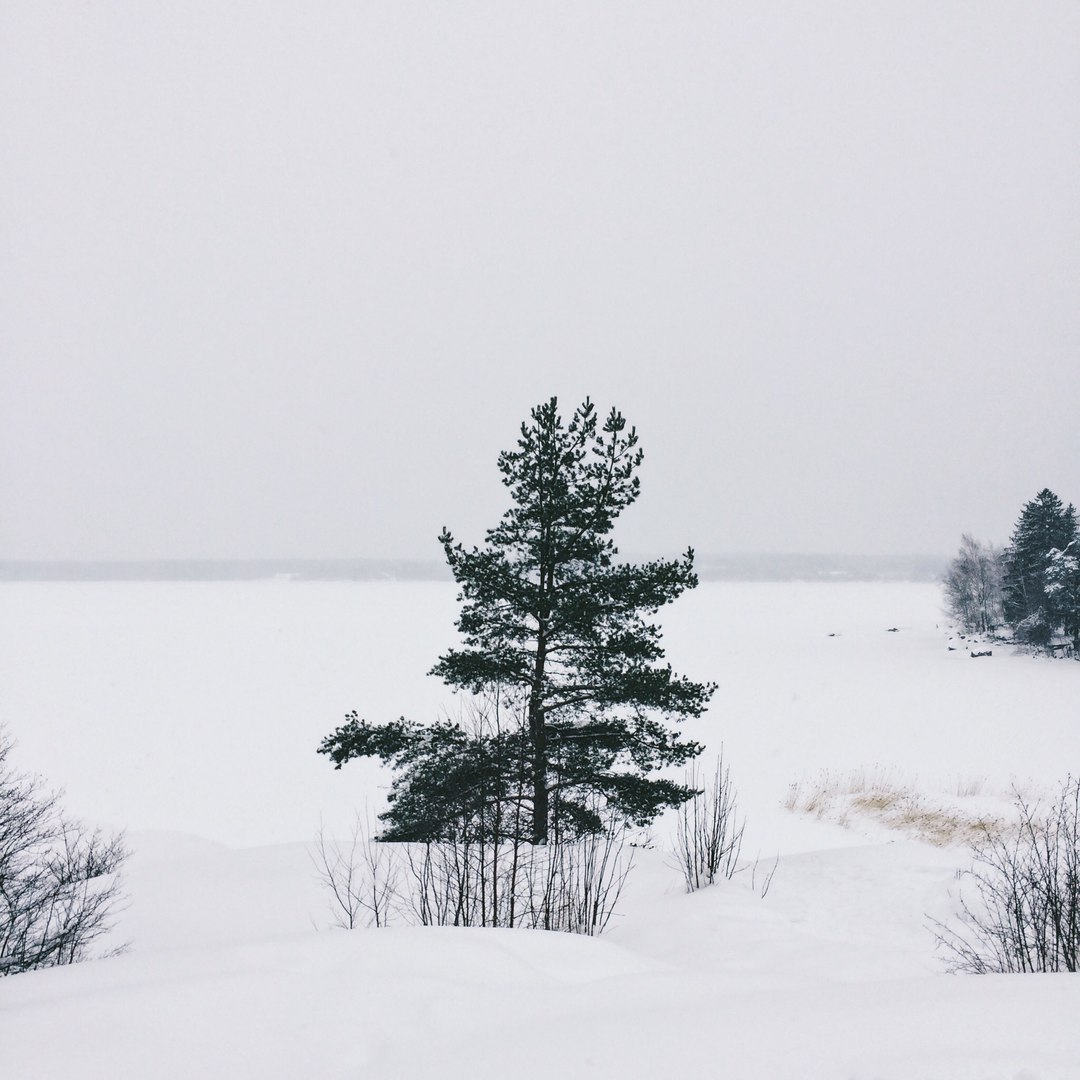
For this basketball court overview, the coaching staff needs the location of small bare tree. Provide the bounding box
[943,535,1004,634]
[0,731,126,975]
[672,753,745,892]
[933,777,1080,973]
[311,811,399,929]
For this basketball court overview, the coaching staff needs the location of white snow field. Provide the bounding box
[2,580,1079,1078]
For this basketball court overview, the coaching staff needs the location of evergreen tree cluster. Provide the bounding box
[1002,489,1079,648]
[946,489,1079,651]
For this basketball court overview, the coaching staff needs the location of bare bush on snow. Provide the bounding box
[933,777,1080,973]
[313,804,634,936]
[0,731,126,975]
[671,753,745,891]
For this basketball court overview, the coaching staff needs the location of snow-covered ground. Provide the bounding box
[2,580,1079,1078]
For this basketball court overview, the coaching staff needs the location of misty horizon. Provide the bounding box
[2,5,1077,564]
[0,551,948,583]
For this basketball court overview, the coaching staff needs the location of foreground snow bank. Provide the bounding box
[4,828,1080,1079]
[3,911,1079,1080]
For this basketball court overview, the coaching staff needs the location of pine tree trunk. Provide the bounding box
[529,640,548,844]
[530,698,548,845]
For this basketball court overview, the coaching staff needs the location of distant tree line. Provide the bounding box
[945,488,1080,651]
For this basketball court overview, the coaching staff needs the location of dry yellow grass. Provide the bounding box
[785,768,1004,847]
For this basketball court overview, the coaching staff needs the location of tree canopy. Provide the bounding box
[1002,489,1079,646]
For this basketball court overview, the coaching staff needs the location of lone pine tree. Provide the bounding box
[320,398,715,844]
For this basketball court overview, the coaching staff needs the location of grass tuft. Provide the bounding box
[786,768,1005,847]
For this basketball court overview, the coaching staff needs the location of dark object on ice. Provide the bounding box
[970,649,993,658]
[885,627,899,632]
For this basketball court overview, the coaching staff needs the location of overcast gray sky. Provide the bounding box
[2,2,1077,562]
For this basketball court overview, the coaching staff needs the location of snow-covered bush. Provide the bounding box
[1014,608,1051,648]
[313,806,634,936]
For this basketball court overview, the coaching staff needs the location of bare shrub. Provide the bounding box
[520,816,634,935]
[316,803,633,936]
[749,852,779,899]
[672,753,745,891]
[954,775,988,799]
[0,732,126,975]
[933,777,1080,973]
[399,810,634,935]
[401,838,502,928]
[311,811,399,929]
